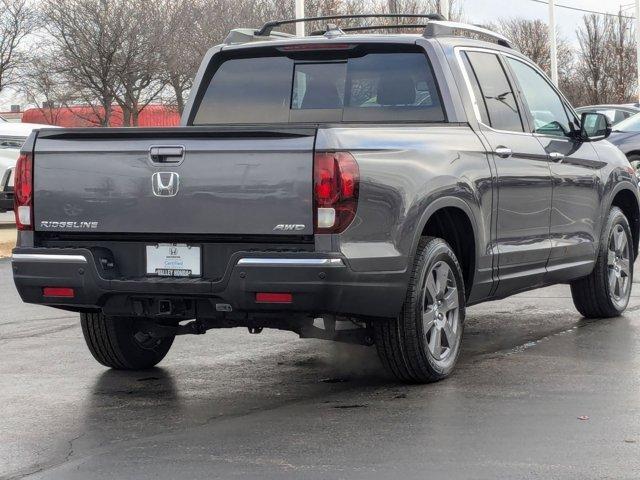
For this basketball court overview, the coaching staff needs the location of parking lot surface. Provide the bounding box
[2,258,640,479]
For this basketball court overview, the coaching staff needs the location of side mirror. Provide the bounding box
[580,112,612,141]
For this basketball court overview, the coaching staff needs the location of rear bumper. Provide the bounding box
[11,248,407,319]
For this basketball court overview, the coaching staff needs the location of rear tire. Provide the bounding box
[570,207,634,318]
[374,237,465,384]
[80,312,174,370]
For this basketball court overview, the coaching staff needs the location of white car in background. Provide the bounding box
[0,115,56,213]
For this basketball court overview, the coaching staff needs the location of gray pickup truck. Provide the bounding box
[11,15,640,383]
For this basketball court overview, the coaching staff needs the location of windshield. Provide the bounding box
[613,112,640,132]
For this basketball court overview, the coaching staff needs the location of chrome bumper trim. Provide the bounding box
[237,258,344,266]
[12,254,88,263]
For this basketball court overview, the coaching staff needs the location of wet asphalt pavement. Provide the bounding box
[1,257,640,479]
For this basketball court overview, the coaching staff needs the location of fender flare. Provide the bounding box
[606,180,640,256]
[408,196,480,268]
[608,180,639,208]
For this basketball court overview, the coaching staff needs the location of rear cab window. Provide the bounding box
[191,44,445,125]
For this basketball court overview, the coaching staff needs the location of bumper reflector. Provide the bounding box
[255,292,292,304]
[43,287,75,298]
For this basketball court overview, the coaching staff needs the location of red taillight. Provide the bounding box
[256,292,293,304]
[313,151,359,234]
[43,287,75,298]
[14,153,33,231]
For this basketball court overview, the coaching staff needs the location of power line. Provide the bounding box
[529,0,635,19]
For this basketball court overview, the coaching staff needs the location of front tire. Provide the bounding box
[374,237,465,384]
[80,312,174,369]
[571,207,634,318]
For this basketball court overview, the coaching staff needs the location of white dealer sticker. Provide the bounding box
[146,243,201,277]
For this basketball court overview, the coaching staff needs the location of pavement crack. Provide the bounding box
[3,432,85,480]
[65,433,85,462]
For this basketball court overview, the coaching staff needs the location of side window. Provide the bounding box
[462,51,523,132]
[460,53,490,125]
[506,57,572,137]
[596,109,618,124]
[615,110,630,123]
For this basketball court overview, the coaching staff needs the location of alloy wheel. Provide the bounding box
[608,224,632,308]
[422,261,461,363]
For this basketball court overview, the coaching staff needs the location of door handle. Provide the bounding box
[549,152,565,163]
[495,146,512,158]
[149,145,185,164]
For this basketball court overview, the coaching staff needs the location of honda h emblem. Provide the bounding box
[152,172,179,197]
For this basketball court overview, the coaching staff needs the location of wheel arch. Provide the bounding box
[609,184,640,259]
[410,197,479,297]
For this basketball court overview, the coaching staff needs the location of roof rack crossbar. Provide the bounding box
[311,23,430,35]
[423,21,514,48]
[256,13,445,37]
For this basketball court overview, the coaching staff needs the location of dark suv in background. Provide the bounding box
[11,15,640,383]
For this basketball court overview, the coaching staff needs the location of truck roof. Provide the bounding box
[223,15,514,50]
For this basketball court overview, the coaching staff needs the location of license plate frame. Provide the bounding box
[145,243,201,277]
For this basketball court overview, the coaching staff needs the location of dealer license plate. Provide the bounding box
[146,243,201,277]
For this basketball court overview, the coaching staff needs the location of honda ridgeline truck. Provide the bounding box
[11,15,640,383]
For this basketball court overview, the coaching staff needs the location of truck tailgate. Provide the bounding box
[32,127,315,236]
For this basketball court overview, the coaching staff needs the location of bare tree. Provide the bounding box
[19,52,74,125]
[373,0,462,21]
[495,18,573,79]
[0,0,37,94]
[41,0,169,126]
[490,18,583,103]
[42,0,124,125]
[576,15,613,105]
[110,0,166,126]
[607,11,636,104]
[573,13,637,106]
[154,0,201,115]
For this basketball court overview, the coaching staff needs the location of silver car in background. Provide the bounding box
[575,104,640,125]
[0,115,55,213]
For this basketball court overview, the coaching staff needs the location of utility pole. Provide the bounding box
[549,0,559,85]
[439,0,450,19]
[636,0,640,103]
[295,0,305,37]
